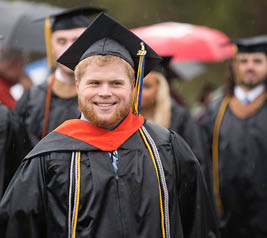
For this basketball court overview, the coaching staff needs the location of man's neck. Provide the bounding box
[140,107,155,121]
[235,84,265,104]
[80,112,129,131]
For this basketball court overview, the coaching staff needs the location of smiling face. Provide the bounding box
[234,52,267,90]
[75,55,135,129]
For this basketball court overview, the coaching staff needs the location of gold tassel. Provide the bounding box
[45,17,56,69]
[132,42,147,115]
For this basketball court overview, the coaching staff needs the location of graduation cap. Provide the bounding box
[44,7,105,69]
[232,35,267,53]
[57,13,162,115]
[49,7,105,32]
[151,56,181,80]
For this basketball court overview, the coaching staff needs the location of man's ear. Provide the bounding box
[131,80,135,90]
[75,79,80,92]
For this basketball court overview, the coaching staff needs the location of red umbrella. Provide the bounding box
[131,22,235,62]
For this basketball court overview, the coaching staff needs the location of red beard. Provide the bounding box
[78,97,132,129]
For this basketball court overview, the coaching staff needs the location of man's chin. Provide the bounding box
[82,108,130,129]
[58,64,74,76]
[241,80,263,89]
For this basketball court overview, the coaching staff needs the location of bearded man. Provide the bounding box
[0,13,219,238]
[201,35,267,238]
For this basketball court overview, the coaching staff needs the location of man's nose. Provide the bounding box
[98,84,112,97]
[246,60,255,69]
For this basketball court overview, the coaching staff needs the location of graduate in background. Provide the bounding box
[0,13,219,238]
[201,35,267,238]
[0,36,31,198]
[0,47,29,109]
[15,7,104,146]
[140,62,213,195]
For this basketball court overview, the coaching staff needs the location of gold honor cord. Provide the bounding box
[45,17,56,69]
[72,152,81,238]
[132,42,147,115]
[139,128,166,238]
[212,95,230,217]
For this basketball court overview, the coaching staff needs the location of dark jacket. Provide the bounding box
[0,120,219,238]
[15,81,80,146]
[0,104,31,198]
[201,97,267,238]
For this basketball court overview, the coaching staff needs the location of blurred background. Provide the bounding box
[2,0,267,107]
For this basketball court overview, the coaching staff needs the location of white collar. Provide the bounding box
[234,84,265,104]
[80,113,89,122]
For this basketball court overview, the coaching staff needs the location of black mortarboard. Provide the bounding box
[57,13,162,115]
[57,13,162,76]
[151,56,180,79]
[232,35,267,53]
[49,7,105,32]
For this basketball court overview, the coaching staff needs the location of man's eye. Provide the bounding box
[88,81,99,85]
[112,81,122,86]
[239,59,247,64]
[57,39,66,45]
[254,59,263,64]
[143,84,152,89]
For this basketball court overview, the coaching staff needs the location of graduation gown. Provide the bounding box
[0,115,219,238]
[201,97,267,238]
[0,104,31,198]
[15,81,80,146]
[170,100,211,191]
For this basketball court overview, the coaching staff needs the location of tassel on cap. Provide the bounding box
[132,41,147,115]
[45,17,56,69]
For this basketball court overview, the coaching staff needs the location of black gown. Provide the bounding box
[15,81,80,146]
[0,119,219,238]
[170,100,211,190]
[0,104,31,198]
[201,97,267,238]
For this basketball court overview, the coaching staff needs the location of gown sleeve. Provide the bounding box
[170,131,220,238]
[0,156,47,238]
[170,102,212,194]
[0,106,32,198]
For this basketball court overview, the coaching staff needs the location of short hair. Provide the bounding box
[74,55,135,83]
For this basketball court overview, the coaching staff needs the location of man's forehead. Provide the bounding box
[52,27,86,38]
[236,52,267,59]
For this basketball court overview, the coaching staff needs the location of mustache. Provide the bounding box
[244,69,256,74]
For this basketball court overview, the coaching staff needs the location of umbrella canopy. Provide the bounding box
[132,22,235,62]
[170,61,206,80]
[0,1,64,53]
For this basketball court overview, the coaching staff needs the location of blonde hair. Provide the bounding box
[152,72,172,128]
[74,55,135,82]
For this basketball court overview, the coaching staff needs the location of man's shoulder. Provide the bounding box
[17,81,48,106]
[143,120,171,145]
[208,96,225,113]
[28,81,48,95]
[25,130,96,160]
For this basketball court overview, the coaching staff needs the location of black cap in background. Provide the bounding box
[232,35,267,53]
[48,7,105,32]
[57,13,162,77]
[151,56,181,79]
